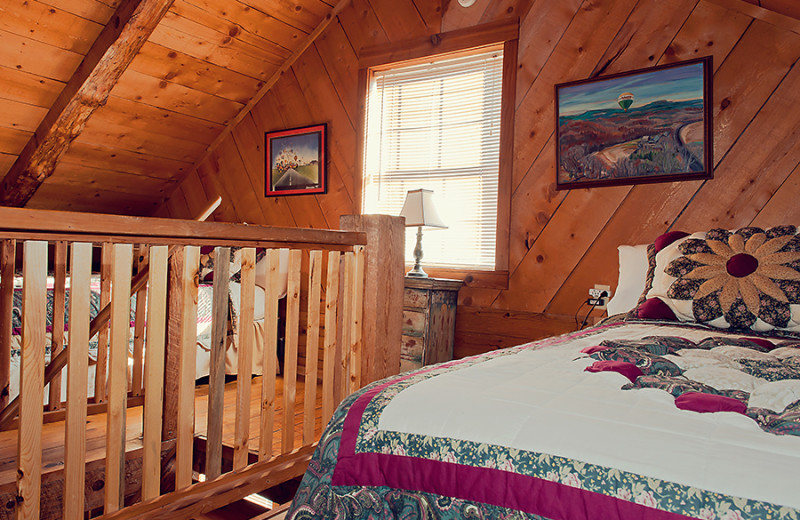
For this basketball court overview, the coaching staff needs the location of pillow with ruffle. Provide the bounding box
[630,226,800,332]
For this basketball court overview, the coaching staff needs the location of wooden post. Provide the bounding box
[339,215,404,385]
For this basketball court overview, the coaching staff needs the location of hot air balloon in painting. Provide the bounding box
[617,92,634,111]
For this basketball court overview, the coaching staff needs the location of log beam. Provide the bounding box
[0,0,175,207]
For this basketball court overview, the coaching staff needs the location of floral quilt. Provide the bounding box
[287,322,800,520]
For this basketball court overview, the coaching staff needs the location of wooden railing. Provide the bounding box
[0,207,376,519]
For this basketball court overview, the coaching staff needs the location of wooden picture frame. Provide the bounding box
[555,56,712,190]
[265,123,327,196]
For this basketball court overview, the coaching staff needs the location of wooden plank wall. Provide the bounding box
[158,0,800,359]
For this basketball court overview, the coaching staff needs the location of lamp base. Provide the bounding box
[406,265,428,278]
[407,226,429,277]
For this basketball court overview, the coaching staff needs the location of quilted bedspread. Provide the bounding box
[287,321,800,520]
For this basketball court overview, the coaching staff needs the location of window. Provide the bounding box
[361,47,504,271]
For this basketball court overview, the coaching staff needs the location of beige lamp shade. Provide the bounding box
[399,189,447,228]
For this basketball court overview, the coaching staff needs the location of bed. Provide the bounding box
[5,247,290,403]
[287,225,800,519]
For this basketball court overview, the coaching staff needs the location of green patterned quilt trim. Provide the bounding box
[353,325,799,520]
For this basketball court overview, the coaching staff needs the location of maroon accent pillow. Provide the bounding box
[200,245,215,255]
[745,338,776,351]
[674,392,747,415]
[585,360,643,383]
[634,298,678,321]
[581,345,611,355]
[654,231,689,253]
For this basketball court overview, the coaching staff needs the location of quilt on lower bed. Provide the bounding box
[287,322,800,520]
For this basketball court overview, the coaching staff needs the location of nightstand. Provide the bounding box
[401,277,462,371]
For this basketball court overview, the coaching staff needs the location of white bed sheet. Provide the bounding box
[380,324,800,508]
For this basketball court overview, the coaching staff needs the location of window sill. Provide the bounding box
[407,266,509,290]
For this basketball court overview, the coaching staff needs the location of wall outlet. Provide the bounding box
[588,284,612,309]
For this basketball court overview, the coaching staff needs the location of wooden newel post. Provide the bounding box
[340,214,404,385]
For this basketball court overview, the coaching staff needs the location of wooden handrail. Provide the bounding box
[0,206,365,247]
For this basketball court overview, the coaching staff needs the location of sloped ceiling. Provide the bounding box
[0,0,343,215]
[0,0,798,216]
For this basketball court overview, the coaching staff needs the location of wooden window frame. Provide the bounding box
[355,18,519,290]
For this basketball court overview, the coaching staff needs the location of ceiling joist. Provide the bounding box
[0,0,176,207]
[189,0,354,173]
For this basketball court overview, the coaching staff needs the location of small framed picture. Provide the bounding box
[555,56,712,190]
[265,123,327,196]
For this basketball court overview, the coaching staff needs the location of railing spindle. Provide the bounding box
[282,250,301,453]
[0,239,15,411]
[95,242,112,403]
[47,241,67,410]
[258,249,281,461]
[17,240,47,520]
[338,252,354,404]
[322,251,340,425]
[105,243,133,513]
[63,242,92,519]
[206,246,230,480]
[142,245,168,501]
[233,247,255,471]
[176,246,200,489]
[349,246,365,393]
[303,251,322,445]
[131,245,149,396]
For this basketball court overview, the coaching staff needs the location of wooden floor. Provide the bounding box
[0,374,323,489]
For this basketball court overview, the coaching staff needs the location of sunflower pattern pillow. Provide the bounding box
[639,226,800,332]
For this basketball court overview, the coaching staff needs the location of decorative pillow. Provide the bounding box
[747,400,800,436]
[682,366,764,392]
[748,380,800,412]
[623,375,720,397]
[593,336,695,356]
[675,392,747,414]
[590,347,683,377]
[631,298,678,321]
[606,244,649,315]
[584,360,643,383]
[696,336,775,352]
[632,226,800,332]
[664,350,739,371]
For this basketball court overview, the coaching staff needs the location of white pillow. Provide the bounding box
[606,244,649,315]
[255,248,289,299]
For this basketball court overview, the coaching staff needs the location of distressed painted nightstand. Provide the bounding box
[401,277,462,372]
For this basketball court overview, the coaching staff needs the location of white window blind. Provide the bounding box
[362,48,503,270]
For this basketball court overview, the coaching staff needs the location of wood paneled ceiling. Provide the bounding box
[0,0,798,217]
[0,0,341,215]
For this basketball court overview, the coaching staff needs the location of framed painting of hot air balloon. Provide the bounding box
[555,56,712,190]
[265,123,327,196]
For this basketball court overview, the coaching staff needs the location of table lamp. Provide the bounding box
[399,189,447,278]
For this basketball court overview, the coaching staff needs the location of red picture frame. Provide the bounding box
[265,123,327,196]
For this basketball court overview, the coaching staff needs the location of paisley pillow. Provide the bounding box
[631,226,800,332]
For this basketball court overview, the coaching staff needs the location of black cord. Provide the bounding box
[574,299,591,329]
[578,299,600,330]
